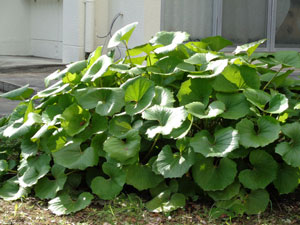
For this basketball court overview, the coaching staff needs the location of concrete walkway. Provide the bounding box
[0,56,65,117]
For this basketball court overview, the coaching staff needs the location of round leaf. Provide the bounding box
[216,93,250,119]
[91,162,126,200]
[18,154,51,188]
[123,77,155,115]
[125,164,163,191]
[0,84,34,100]
[108,22,138,48]
[142,105,188,138]
[239,150,278,190]
[103,130,141,162]
[61,103,91,137]
[48,192,93,215]
[34,164,67,199]
[244,89,288,114]
[152,86,175,107]
[95,88,125,116]
[244,189,269,215]
[185,101,225,119]
[274,163,300,195]
[153,145,195,178]
[192,155,237,191]
[52,141,98,170]
[149,31,189,54]
[275,122,300,167]
[0,176,29,201]
[177,79,212,106]
[190,127,239,158]
[236,116,280,148]
[208,181,240,201]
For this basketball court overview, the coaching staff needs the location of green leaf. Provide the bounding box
[201,36,233,51]
[34,164,67,199]
[234,39,266,56]
[222,65,260,89]
[147,56,183,75]
[244,189,269,215]
[153,145,195,178]
[0,176,29,201]
[273,51,300,68]
[103,130,141,162]
[61,103,91,137]
[44,60,87,87]
[0,84,34,100]
[184,52,220,65]
[18,154,51,188]
[152,86,175,107]
[208,181,240,201]
[0,160,8,173]
[52,141,98,170]
[81,55,113,82]
[74,113,108,142]
[123,77,155,115]
[236,116,280,148]
[190,127,239,158]
[212,75,239,93]
[273,163,300,194]
[146,191,186,213]
[165,114,193,139]
[239,150,278,190]
[3,112,42,138]
[95,88,125,116]
[149,31,189,54]
[128,43,157,56]
[192,155,237,191]
[87,46,102,66]
[48,192,93,215]
[188,59,228,79]
[91,162,126,200]
[21,139,38,159]
[177,79,212,106]
[185,101,225,119]
[108,115,132,138]
[108,22,138,48]
[275,122,300,167]
[216,93,250,119]
[125,164,163,191]
[244,89,288,114]
[142,105,188,138]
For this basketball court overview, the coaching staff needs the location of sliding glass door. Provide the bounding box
[161,0,300,51]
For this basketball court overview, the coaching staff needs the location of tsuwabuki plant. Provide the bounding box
[1,22,300,217]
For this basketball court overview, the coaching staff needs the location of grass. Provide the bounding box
[0,192,300,225]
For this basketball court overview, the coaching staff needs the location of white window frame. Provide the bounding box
[161,0,300,52]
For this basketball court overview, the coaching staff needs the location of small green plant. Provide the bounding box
[0,22,300,217]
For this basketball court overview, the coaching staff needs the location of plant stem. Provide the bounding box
[124,41,133,65]
[263,67,283,91]
[143,134,160,162]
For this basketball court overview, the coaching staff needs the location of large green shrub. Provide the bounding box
[1,22,300,217]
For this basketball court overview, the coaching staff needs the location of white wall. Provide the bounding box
[0,0,31,55]
[30,0,63,59]
[0,0,162,61]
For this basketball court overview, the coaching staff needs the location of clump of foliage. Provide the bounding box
[1,22,300,217]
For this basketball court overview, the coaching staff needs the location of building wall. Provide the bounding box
[0,0,162,62]
[30,0,63,59]
[0,0,31,55]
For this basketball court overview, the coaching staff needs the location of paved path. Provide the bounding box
[0,56,65,117]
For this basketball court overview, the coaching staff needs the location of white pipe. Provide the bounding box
[85,0,95,53]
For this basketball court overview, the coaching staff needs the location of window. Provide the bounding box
[161,0,300,51]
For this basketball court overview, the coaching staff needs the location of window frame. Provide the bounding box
[161,0,300,52]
